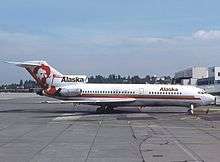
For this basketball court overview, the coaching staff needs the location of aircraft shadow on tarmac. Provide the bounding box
[0,108,187,119]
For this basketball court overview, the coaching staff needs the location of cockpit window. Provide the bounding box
[198,90,207,94]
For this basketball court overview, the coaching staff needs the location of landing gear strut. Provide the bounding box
[138,106,144,112]
[188,104,194,115]
[96,106,114,114]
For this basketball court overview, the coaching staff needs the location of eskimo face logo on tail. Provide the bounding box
[33,64,51,88]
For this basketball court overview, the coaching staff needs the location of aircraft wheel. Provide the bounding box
[105,107,114,113]
[96,107,105,114]
[187,109,193,115]
[96,108,102,113]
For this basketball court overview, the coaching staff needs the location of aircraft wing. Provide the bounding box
[42,98,136,105]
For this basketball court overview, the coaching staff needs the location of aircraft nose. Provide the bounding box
[208,94,216,105]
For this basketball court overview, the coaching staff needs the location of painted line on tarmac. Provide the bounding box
[52,113,84,121]
[0,98,13,100]
[51,113,106,121]
[209,108,220,111]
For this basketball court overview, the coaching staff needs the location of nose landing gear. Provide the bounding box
[188,104,194,115]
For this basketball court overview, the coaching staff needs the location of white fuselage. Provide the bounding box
[53,83,215,107]
[7,60,215,109]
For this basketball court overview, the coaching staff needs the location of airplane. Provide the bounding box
[5,60,216,115]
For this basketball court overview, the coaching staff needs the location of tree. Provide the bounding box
[19,80,23,86]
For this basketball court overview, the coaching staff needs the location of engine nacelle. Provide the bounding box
[59,88,82,97]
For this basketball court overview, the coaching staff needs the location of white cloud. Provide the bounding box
[1,28,220,83]
[193,30,220,40]
[85,30,220,47]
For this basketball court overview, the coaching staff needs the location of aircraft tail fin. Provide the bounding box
[5,60,63,90]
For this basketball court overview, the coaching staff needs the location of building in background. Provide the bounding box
[196,67,220,85]
[174,67,208,85]
[174,66,220,95]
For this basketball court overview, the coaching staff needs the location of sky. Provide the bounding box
[1,0,220,84]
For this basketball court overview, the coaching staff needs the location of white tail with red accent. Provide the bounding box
[4,60,87,96]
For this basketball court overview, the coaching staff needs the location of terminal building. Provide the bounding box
[174,66,220,95]
[174,67,208,85]
[197,67,220,85]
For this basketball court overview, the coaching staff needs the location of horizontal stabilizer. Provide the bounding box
[4,61,46,67]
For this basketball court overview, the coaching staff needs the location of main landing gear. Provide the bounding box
[188,104,194,115]
[138,106,144,112]
[96,106,114,114]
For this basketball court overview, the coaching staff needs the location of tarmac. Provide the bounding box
[0,93,220,162]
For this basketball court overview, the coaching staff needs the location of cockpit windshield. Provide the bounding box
[198,90,207,94]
